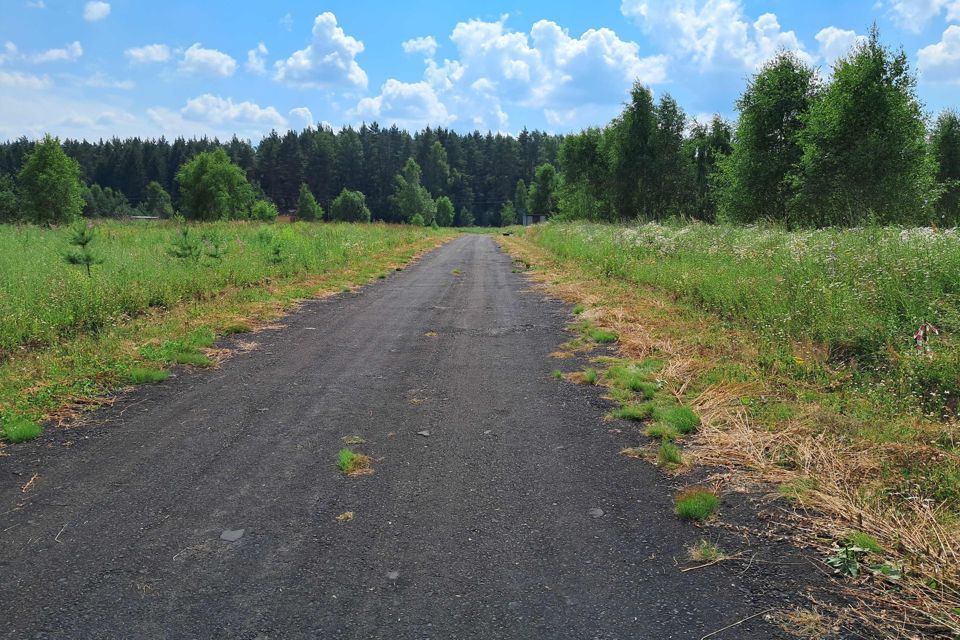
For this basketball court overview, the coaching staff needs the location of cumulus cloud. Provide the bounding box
[83,1,110,22]
[124,44,170,64]
[179,43,237,77]
[815,26,865,65]
[918,25,960,82]
[30,41,83,63]
[246,42,268,75]
[274,12,367,89]
[620,0,810,69]
[179,94,286,126]
[889,0,960,33]
[0,70,51,89]
[354,79,453,129]
[402,36,438,58]
[289,107,314,127]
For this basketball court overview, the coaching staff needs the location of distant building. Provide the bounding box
[522,213,548,226]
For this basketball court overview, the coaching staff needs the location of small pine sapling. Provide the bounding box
[64,219,103,277]
[167,217,202,262]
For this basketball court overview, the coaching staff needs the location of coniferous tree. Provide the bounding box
[296,183,323,221]
[64,219,102,277]
[0,174,20,222]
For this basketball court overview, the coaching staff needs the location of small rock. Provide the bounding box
[417,430,431,437]
[483,430,492,435]
[386,571,400,581]
[587,508,604,519]
[220,528,245,542]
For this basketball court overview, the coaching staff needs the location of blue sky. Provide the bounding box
[1,0,958,141]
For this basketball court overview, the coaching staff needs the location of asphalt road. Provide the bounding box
[1,235,834,639]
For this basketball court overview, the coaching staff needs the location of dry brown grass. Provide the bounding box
[496,234,960,638]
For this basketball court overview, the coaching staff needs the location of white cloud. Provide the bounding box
[180,94,286,127]
[815,26,865,65]
[30,41,83,63]
[620,0,810,69]
[290,107,314,127]
[26,1,45,8]
[274,12,367,89]
[889,0,960,33]
[280,12,293,31]
[918,25,960,82]
[179,43,237,77]
[402,36,438,58]
[0,70,50,89]
[0,42,17,64]
[83,1,110,22]
[418,16,666,129]
[354,79,453,129]
[77,71,134,90]
[246,42,268,75]
[125,44,170,64]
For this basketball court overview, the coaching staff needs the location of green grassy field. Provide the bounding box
[531,222,960,416]
[0,221,448,440]
[0,221,442,356]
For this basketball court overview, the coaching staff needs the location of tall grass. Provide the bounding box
[530,222,960,409]
[0,221,441,357]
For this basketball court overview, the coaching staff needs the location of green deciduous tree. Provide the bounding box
[175,148,256,221]
[792,25,934,226]
[390,157,436,224]
[527,163,557,217]
[500,200,517,226]
[435,195,455,227]
[18,134,84,225]
[932,110,960,225]
[330,188,371,222]
[686,116,733,222]
[514,179,528,219]
[142,181,174,218]
[717,52,818,224]
[0,174,19,222]
[296,183,323,221]
[83,184,132,218]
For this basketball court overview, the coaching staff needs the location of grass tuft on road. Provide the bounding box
[337,448,372,476]
[674,487,720,522]
[2,416,42,443]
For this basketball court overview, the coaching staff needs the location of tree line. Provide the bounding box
[0,123,561,226]
[558,26,960,227]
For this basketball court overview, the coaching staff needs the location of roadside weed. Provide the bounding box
[572,304,585,315]
[657,441,682,467]
[645,423,680,440]
[581,368,599,385]
[124,367,170,384]
[654,405,700,434]
[587,328,618,344]
[610,403,653,421]
[2,416,42,443]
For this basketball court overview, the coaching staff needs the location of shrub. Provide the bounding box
[330,188,371,222]
[176,149,255,221]
[251,200,279,222]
